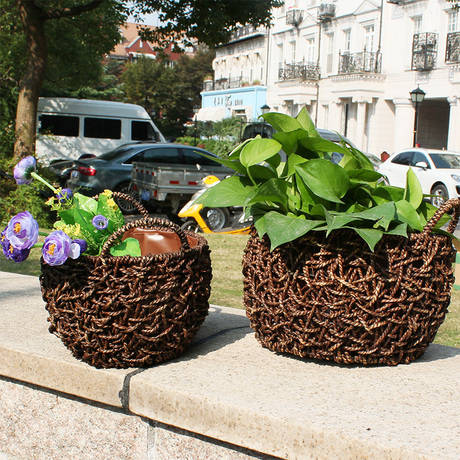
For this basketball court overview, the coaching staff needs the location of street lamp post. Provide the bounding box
[410,85,426,147]
[193,105,200,146]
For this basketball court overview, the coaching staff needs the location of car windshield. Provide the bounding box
[429,153,460,169]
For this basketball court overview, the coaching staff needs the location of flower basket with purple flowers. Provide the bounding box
[2,156,212,368]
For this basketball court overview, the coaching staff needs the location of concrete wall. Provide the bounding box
[1,271,459,460]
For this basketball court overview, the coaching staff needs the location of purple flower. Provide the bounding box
[92,215,109,230]
[42,230,72,266]
[13,156,37,185]
[1,227,10,257]
[69,239,87,259]
[57,188,73,203]
[6,211,39,250]
[1,227,30,262]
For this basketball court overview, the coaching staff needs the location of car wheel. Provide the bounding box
[431,184,449,208]
[114,182,140,215]
[180,220,201,233]
[204,207,230,230]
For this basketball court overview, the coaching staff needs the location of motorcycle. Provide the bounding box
[178,175,251,234]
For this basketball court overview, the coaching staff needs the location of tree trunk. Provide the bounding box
[14,0,47,159]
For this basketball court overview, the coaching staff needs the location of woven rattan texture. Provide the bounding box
[243,228,455,366]
[40,224,212,369]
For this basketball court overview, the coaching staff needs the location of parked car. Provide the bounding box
[241,122,381,168]
[36,97,165,163]
[377,147,460,207]
[47,153,96,187]
[66,142,230,214]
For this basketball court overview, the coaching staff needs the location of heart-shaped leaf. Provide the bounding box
[247,178,290,211]
[262,112,303,133]
[199,175,255,207]
[403,168,423,209]
[261,211,323,250]
[240,138,282,168]
[295,159,351,204]
[110,237,141,257]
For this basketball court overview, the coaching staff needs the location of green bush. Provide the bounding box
[175,136,237,159]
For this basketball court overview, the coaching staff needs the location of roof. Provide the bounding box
[111,23,157,59]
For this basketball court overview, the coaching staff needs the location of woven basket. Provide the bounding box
[40,193,212,369]
[243,199,460,366]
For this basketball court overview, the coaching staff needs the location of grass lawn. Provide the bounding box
[1,231,458,348]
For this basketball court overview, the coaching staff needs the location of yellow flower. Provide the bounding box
[53,222,82,240]
[102,189,113,198]
[45,196,55,206]
[107,197,118,209]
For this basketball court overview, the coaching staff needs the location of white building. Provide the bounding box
[199,25,269,121]
[202,0,460,155]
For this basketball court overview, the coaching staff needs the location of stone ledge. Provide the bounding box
[0,271,459,460]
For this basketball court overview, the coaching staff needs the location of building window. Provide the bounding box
[327,33,334,73]
[448,10,459,33]
[344,30,351,53]
[323,104,329,129]
[290,41,296,63]
[364,25,375,52]
[413,16,422,35]
[306,37,316,63]
[278,43,284,67]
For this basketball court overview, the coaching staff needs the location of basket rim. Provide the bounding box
[251,226,455,250]
[41,229,209,266]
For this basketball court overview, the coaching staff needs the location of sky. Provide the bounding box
[128,12,160,26]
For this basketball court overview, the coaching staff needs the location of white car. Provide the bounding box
[378,148,460,207]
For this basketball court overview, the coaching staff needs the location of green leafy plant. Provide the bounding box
[199,108,452,251]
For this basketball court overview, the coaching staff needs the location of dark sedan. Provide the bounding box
[67,142,226,214]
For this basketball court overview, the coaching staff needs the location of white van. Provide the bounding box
[36,97,165,162]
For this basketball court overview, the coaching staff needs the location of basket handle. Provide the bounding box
[99,216,191,257]
[92,191,149,218]
[422,198,460,235]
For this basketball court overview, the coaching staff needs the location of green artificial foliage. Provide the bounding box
[199,109,452,251]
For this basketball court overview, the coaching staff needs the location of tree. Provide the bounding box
[122,48,215,139]
[11,0,280,158]
[12,0,127,159]
[130,0,282,49]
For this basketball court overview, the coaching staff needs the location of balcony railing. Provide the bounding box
[278,61,320,81]
[286,8,304,27]
[446,32,460,63]
[229,25,266,42]
[412,32,438,71]
[203,76,251,91]
[338,51,382,74]
[318,3,336,22]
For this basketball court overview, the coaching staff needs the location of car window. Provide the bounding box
[392,152,414,166]
[242,123,275,140]
[38,114,79,137]
[181,148,221,166]
[84,117,121,139]
[413,152,430,168]
[135,147,182,164]
[121,151,144,165]
[131,121,158,141]
[98,146,137,161]
[429,153,460,169]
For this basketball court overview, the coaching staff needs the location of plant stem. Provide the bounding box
[30,172,58,194]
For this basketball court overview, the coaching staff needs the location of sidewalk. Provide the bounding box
[0,271,459,459]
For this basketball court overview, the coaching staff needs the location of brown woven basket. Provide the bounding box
[40,192,212,369]
[243,198,460,366]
